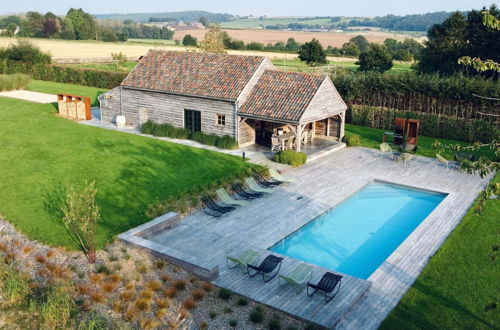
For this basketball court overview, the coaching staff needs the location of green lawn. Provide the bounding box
[0,96,254,249]
[271,59,412,73]
[381,173,500,329]
[59,61,138,73]
[345,124,494,160]
[26,80,107,106]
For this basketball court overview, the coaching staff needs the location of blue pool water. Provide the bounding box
[270,182,447,279]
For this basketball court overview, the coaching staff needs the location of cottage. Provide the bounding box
[99,50,347,151]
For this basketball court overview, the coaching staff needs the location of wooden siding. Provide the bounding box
[99,87,122,123]
[237,58,275,106]
[300,77,347,124]
[101,87,237,138]
[315,119,327,136]
[329,115,342,138]
[238,118,256,146]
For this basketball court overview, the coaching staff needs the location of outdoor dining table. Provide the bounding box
[276,131,296,150]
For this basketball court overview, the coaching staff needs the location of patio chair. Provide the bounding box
[278,263,313,291]
[301,131,308,145]
[232,183,263,200]
[401,143,418,154]
[226,249,260,270]
[284,137,294,150]
[379,143,396,160]
[271,136,282,152]
[436,154,460,170]
[400,152,413,165]
[307,272,342,303]
[307,130,314,142]
[247,255,284,282]
[254,173,282,187]
[269,168,295,183]
[216,188,249,207]
[201,196,235,217]
[245,177,273,194]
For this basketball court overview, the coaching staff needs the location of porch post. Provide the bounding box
[311,121,316,142]
[296,124,302,152]
[338,112,345,141]
[326,117,331,136]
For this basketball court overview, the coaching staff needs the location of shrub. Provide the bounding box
[0,39,52,64]
[237,297,248,306]
[162,287,177,298]
[229,319,238,327]
[249,306,265,323]
[146,280,162,291]
[218,288,232,300]
[201,281,214,292]
[209,311,217,319]
[191,131,219,146]
[343,134,361,147]
[192,288,206,301]
[0,73,30,91]
[40,284,74,329]
[216,135,238,149]
[182,298,197,310]
[0,261,31,303]
[273,150,307,167]
[268,314,282,330]
[172,280,187,291]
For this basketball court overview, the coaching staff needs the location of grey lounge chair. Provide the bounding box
[217,188,249,206]
[278,263,313,291]
[227,249,260,270]
[269,168,294,183]
[307,272,342,303]
[245,177,273,194]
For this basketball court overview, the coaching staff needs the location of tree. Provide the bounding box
[5,23,17,36]
[61,18,76,40]
[42,12,61,38]
[111,52,127,68]
[25,11,44,37]
[356,43,393,72]
[418,6,500,76]
[298,38,327,66]
[101,27,117,42]
[221,31,245,50]
[350,35,370,52]
[340,41,360,57]
[160,26,174,40]
[199,16,209,27]
[459,10,500,73]
[182,34,198,46]
[65,8,97,40]
[61,181,100,264]
[0,15,21,29]
[285,37,299,52]
[200,24,226,53]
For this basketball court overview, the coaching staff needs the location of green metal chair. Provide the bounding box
[216,188,249,207]
[245,177,273,194]
[278,263,313,292]
[380,143,396,160]
[269,168,294,183]
[226,250,260,271]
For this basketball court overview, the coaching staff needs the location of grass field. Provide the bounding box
[0,86,254,248]
[272,59,412,73]
[380,173,500,329]
[220,17,336,29]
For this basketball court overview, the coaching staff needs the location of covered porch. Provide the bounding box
[237,112,346,152]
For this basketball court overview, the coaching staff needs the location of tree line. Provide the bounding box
[0,9,175,42]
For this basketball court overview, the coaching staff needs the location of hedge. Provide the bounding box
[333,72,500,125]
[349,105,499,143]
[140,120,239,150]
[0,73,30,91]
[1,61,126,89]
[273,150,307,167]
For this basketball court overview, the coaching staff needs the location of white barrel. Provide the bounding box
[116,115,126,128]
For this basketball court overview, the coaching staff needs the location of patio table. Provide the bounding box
[276,132,296,150]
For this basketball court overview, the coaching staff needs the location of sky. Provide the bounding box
[0,0,497,17]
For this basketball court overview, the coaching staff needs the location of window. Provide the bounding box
[184,109,201,133]
[216,114,226,126]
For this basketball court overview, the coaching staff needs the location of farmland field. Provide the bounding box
[220,17,339,29]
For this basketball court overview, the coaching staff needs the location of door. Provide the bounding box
[184,109,201,134]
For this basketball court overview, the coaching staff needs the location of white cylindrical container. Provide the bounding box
[116,115,126,128]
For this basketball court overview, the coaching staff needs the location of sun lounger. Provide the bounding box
[232,183,263,200]
[216,188,249,206]
[307,272,342,303]
[247,255,284,282]
[201,196,235,217]
[278,263,313,291]
[436,154,460,170]
[226,249,260,270]
[254,173,281,187]
[269,168,294,183]
[380,143,397,160]
[245,177,273,194]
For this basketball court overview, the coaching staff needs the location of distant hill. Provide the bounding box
[346,11,455,31]
[94,10,233,23]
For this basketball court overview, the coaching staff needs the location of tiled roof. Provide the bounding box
[239,70,326,122]
[121,50,265,101]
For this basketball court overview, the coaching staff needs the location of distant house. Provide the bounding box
[99,50,347,150]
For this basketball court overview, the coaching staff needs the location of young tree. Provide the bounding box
[350,35,371,52]
[356,43,393,72]
[111,52,127,68]
[340,41,360,57]
[298,38,327,66]
[200,24,226,53]
[61,181,100,264]
[61,18,76,40]
[199,16,209,27]
[285,37,299,52]
[182,34,198,47]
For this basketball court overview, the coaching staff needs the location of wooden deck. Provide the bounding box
[122,147,491,329]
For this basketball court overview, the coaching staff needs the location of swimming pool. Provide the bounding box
[270,182,447,279]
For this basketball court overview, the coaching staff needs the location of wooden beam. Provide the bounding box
[326,117,331,137]
[239,117,248,124]
[286,124,297,134]
[295,124,302,152]
[338,112,345,141]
